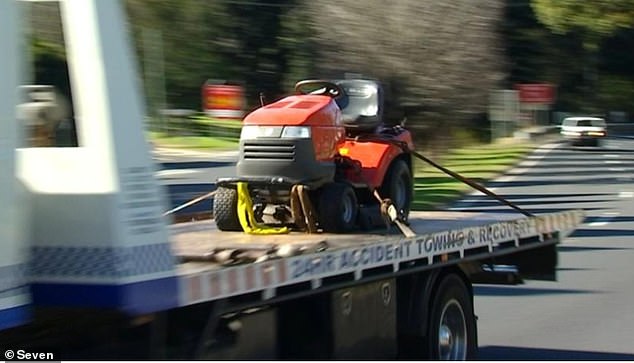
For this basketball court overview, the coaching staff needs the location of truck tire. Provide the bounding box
[428,274,477,360]
[318,182,358,233]
[379,159,412,221]
[213,186,242,231]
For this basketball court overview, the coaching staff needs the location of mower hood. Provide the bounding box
[243,95,340,126]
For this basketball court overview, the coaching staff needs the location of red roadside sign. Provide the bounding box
[514,83,556,104]
[202,82,245,119]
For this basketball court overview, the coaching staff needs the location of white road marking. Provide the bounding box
[619,191,633,198]
[589,221,609,226]
[450,143,559,209]
[604,160,622,164]
[588,211,620,227]
[156,169,202,178]
[603,154,620,158]
[609,168,626,172]
[496,143,559,184]
[494,175,515,183]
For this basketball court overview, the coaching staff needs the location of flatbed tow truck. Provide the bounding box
[0,0,584,360]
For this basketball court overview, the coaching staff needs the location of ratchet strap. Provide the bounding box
[408,149,534,217]
[356,136,534,218]
[290,184,319,233]
[237,182,290,235]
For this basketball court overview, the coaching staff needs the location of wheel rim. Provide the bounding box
[438,298,467,360]
[341,191,354,223]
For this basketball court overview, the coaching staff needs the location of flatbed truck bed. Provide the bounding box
[173,210,583,309]
[157,209,582,360]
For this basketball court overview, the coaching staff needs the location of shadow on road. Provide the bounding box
[474,285,600,297]
[556,147,634,154]
[160,160,234,170]
[585,216,634,223]
[478,345,634,360]
[508,168,634,177]
[556,267,597,272]
[456,198,613,208]
[558,245,633,252]
[486,177,632,188]
[461,193,612,201]
[452,207,603,214]
[163,183,216,214]
[571,228,634,237]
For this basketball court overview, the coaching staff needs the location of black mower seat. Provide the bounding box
[335,79,383,132]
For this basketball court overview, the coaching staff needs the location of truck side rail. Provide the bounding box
[177,209,584,308]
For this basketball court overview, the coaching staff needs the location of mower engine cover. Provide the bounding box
[236,94,345,188]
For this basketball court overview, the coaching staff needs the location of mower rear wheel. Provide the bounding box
[213,186,243,231]
[318,182,358,233]
[379,159,413,221]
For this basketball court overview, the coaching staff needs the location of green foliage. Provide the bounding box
[30,39,72,103]
[596,76,634,115]
[214,0,297,103]
[149,132,239,150]
[532,0,634,48]
[278,1,317,91]
[125,0,305,111]
[126,0,231,111]
[504,0,634,114]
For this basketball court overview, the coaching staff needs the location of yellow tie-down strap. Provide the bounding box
[237,182,290,235]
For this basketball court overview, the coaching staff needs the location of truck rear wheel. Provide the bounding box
[379,159,412,221]
[213,186,242,231]
[318,182,358,233]
[428,274,477,360]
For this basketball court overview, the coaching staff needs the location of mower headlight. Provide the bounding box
[240,125,283,139]
[281,126,311,138]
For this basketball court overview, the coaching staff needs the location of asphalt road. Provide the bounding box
[155,150,237,215]
[155,135,634,358]
[449,137,634,360]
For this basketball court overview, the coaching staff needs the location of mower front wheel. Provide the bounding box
[318,182,358,233]
[213,186,243,231]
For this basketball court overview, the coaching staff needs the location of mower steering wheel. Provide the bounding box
[294,80,344,99]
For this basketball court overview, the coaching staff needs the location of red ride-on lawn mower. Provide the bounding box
[214,79,415,233]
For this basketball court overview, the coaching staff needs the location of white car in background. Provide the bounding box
[560,117,607,146]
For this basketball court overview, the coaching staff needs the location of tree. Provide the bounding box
[303,0,507,146]
[126,0,230,111]
[532,0,634,48]
[502,0,587,112]
[213,0,297,105]
[532,0,634,113]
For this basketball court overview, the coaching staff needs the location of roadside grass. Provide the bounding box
[147,116,242,150]
[148,131,239,150]
[412,142,536,210]
[189,115,243,129]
